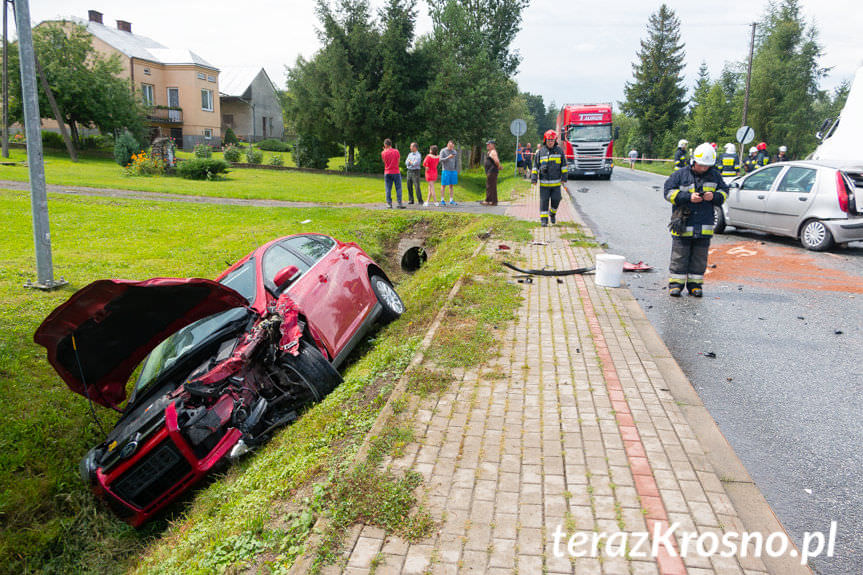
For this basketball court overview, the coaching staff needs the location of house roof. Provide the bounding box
[219,67,278,98]
[56,16,218,70]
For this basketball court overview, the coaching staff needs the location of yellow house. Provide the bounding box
[38,11,221,150]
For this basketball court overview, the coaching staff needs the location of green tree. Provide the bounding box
[521,92,547,138]
[621,4,687,157]
[8,23,147,152]
[748,0,824,155]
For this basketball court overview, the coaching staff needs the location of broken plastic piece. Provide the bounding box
[274,293,303,355]
[300,219,312,224]
[700,351,717,358]
[623,261,652,272]
[497,244,511,250]
[502,261,594,276]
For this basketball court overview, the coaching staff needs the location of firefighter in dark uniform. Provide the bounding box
[674,139,689,171]
[663,143,729,297]
[531,130,568,226]
[718,143,740,179]
[743,146,758,173]
[774,145,788,162]
[755,142,770,167]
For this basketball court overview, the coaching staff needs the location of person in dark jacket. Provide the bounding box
[531,130,568,226]
[663,142,729,297]
[718,143,740,178]
[755,142,770,167]
[674,139,689,171]
[482,140,501,205]
[774,145,788,162]
[743,146,758,173]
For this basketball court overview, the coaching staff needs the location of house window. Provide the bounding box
[223,114,234,128]
[167,87,180,108]
[143,67,151,76]
[142,83,155,106]
[207,75,216,83]
[197,72,206,80]
[203,129,213,140]
[201,89,214,111]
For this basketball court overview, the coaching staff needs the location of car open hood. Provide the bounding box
[34,278,250,409]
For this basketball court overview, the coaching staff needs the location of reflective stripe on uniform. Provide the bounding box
[549,207,557,214]
[539,180,561,186]
[666,189,680,203]
[669,275,687,284]
[716,190,728,201]
[702,184,717,192]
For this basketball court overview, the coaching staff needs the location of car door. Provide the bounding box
[763,166,818,235]
[728,166,785,229]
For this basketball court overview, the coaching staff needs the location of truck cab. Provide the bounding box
[557,103,615,180]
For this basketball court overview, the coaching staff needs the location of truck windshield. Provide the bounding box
[131,259,257,399]
[566,124,612,142]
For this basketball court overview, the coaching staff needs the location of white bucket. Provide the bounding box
[595,254,626,287]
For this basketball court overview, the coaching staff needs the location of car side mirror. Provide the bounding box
[729,181,740,189]
[274,265,300,290]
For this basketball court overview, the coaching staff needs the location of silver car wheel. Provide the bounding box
[803,220,826,248]
[377,279,405,313]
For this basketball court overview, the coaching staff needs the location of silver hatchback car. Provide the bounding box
[714,160,863,250]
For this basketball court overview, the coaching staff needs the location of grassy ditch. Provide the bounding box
[613,158,673,177]
[0,188,531,574]
[0,149,524,205]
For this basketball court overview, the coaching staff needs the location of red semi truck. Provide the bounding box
[556,103,616,180]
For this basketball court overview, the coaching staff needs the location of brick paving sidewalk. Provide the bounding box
[331,186,771,574]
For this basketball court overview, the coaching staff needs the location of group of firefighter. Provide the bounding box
[673,139,789,178]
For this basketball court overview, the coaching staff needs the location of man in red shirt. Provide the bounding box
[381,139,404,209]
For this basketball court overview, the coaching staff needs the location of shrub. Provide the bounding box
[257,138,290,152]
[268,153,284,166]
[293,134,330,169]
[80,134,114,150]
[124,151,166,176]
[176,158,229,180]
[245,146,263,164]
[114,131,143,166]
[223,127,239,146]
[223,144,241,163]
[41,130,66,149]
[193,143,213,158]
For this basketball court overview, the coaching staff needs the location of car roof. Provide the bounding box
[216,233,335,281]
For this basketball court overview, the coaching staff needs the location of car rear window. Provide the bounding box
[283,235,335,264]
[776,167,816,193]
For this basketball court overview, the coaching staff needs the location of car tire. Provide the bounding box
[713,205,726,234]
[370,275,405,323]
[277,340,342,402]
[799,219,834,251]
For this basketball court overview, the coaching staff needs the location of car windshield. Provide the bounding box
[566,124,612,142]
[131,259,257,399]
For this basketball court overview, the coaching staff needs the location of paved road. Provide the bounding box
[567,168,863,575]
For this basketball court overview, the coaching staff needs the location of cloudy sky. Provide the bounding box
[27,0,862,109]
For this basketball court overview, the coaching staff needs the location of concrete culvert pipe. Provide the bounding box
[400,245,427,272]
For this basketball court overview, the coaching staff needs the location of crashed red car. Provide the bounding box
[34,233,404,526]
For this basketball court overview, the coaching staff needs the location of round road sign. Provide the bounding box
[736,126,755,144]
[510,119,527,137]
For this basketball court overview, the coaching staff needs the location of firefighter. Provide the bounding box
[674,139,688,171]
[531,129,568,226]
[663,143,728,298]
[755,142,770,167]
[774,145,788,162]
[718,143,739,178]
[743,146,758,173]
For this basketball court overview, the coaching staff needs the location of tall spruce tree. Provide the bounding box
[748,0,824,155]
[621,4,687,157]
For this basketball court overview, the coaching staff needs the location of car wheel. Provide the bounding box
[277,340,342,402]
[371,275,405,323]
[713,205,726,234]
[799,219,834,251]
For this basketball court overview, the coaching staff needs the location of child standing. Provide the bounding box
[423,145,441,207]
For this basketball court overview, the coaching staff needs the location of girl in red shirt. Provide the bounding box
[423,145,440,207]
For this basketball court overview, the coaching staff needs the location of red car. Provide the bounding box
[34,234,404,526]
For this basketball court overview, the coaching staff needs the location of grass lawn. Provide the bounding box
[0,149,524,205]
[0,189,532,574]
[614,158,674,177]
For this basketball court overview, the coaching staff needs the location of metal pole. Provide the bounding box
[2,0,9,159]
[14,0,64,290]
[742,22,756,127]
[514,133,519,177]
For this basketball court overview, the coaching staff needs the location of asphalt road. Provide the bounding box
[566,168,863,575]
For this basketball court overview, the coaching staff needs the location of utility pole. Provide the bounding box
[742,22,756,127]
[2,0,9,159]
[14,0,65,290]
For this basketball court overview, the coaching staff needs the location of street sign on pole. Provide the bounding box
[736,126,755,144]
[510,119,526,176]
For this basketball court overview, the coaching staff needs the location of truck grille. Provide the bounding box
[110,440,191,509]
[572,144,606,170]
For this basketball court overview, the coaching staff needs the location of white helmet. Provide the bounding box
[692,143,716,166]
[749,146,757,154]
[779,145,787,153]
[724,143,736,154]
[678,139,688,148]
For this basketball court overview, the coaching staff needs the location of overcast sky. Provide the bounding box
[28,0,862,109]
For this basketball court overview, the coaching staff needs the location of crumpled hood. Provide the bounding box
[34,278,249,409]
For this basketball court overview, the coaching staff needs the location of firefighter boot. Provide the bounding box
[540,216,548,227]
[549,208,557,226]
